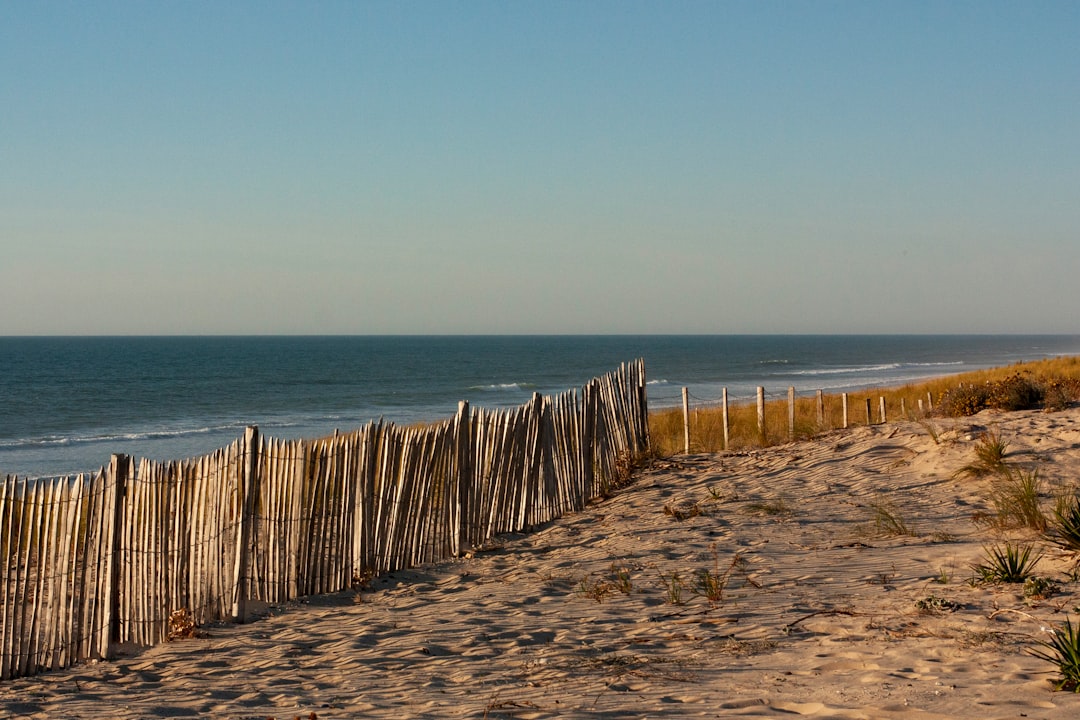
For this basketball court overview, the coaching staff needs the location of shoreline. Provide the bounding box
[4,405,1080,717]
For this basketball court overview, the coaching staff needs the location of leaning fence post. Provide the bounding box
[682,387,690,454]
[231,426,260,623]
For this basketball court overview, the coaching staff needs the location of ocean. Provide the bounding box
[2,335,1079,480]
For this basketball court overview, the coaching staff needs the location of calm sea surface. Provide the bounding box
[2,335,1079,479]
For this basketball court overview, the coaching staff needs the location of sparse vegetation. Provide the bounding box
[1023,576,1059,600]
[743,496,794,518]
[692,547,750,606]
[915,595,959,613]
[660,572,686,605]
[986,467,1048,532]
[954,429,1009,480]
[868,501,918,537]
[663,501,705,521]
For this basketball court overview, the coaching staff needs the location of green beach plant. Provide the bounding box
[973,542,1042,584]
[1050,491,1080,554]
[1030,616,1080,692]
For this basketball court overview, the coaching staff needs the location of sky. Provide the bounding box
[1,1,1078,336]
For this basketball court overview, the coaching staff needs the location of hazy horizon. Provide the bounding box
[3,2,1078,336]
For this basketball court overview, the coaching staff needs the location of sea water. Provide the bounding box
[2,335,1078,479]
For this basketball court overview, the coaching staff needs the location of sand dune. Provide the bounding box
[5,408,1080,718]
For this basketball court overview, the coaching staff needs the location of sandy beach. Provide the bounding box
[5,407,1080,719]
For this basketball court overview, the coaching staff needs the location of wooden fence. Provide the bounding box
[0,359,649,681]
[676,384,936,453]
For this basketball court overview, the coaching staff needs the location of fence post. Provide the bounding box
[842,393,849,429]
[816,390,824,429]
[721,388,729,451]
[231,426,260,623]
[756,387,766,442]
[682,387,690,454]
[879,397,887,424]
[865,398,872,425]
[100,454,128,660]
[455,400,471,555]
[788,387,795,441]
[927,392,933,411]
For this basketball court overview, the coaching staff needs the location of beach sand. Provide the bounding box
[5,408,1080,718]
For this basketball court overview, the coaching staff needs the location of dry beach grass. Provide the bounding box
[5,404,1080,718]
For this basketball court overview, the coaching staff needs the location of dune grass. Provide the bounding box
[649,356,1080,456]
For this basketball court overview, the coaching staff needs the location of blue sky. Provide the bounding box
[2,1,1078,335]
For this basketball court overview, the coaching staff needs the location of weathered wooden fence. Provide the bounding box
[675,384,936,452]
[0,360,648,681]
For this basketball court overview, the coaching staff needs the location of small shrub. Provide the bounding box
[938,384,993,417]
[1030,616,1080,692]
[1023,576,1059,600]
[987,373,1043,411]
[973,542,1042,584]
[915,595,959,613]
[1043,378,1080,412]
[167,608,204,640]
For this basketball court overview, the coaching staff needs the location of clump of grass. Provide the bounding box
[691,547,750,607]
[986,467,1047,532]
[973,542,1042,584]
[609,563,634,595]
[869,501,918,537]
[578,574,615,603]
[578,563,636,602]
[743,496,794,518]
[915,416,943,444]
[1030,616,1080,692]
[954,429,1009,480]
[660,572,686,605]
